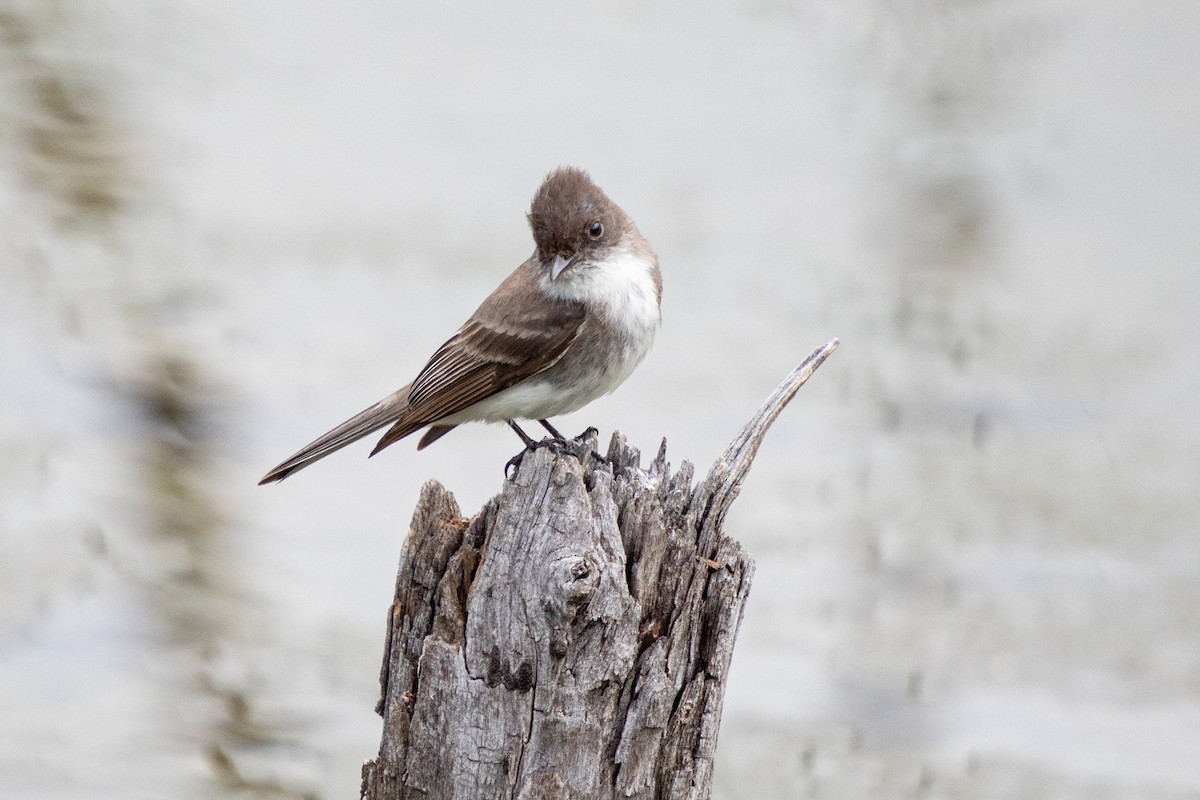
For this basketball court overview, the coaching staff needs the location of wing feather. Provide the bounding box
[373,265,585,453]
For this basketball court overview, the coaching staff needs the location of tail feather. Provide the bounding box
[259,385,411,484]
[416,424,456,450]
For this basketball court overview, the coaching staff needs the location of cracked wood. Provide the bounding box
[361,340,838,800]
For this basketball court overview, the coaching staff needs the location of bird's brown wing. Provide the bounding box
[371,266,585,453]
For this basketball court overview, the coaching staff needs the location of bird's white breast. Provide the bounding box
[583,248,661,344]
[583,248,660,389]
[445,245,660,426]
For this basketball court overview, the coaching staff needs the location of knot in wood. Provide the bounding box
[549,554,598,612]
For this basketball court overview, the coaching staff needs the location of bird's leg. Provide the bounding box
[506,420,606,478]
[507,420,539,448]
[537,419,567,441]
[505,420,562,477]
[539,418,601,444]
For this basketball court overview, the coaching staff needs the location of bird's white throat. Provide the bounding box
[544,245,661,339]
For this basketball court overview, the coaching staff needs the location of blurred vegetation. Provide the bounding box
[0,3,313,796]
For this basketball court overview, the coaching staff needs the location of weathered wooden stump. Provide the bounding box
[361,340,838,800]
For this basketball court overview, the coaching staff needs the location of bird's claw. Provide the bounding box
[574,427,608,466]
[504,427,607,479]
[505,436,567,478]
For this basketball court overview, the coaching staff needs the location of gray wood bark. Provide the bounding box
[361,340,839,800]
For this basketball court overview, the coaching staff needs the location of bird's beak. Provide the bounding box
[551,253,572,280]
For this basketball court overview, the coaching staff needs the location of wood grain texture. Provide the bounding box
[361,340,838,800]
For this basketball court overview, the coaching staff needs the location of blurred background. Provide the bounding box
[2,1,1198,798]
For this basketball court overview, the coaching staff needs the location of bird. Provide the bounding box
[259,167,662,484]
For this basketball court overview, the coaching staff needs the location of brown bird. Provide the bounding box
[259,167,661,484]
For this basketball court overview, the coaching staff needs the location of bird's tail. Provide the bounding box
[258,384,412,484]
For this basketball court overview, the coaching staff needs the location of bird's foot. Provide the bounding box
[539,420,599,448]
[571,427,608,466]
[573,427,610,466]
[504,421,607,478]
[504,435,569,478]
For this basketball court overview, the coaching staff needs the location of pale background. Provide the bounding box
[2,1,1198,798]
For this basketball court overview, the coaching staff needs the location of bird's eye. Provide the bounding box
[587,221,603,239]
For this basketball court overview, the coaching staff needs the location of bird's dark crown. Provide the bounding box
[527,167,621,261]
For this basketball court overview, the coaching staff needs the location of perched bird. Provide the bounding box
[259,167,662,484]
